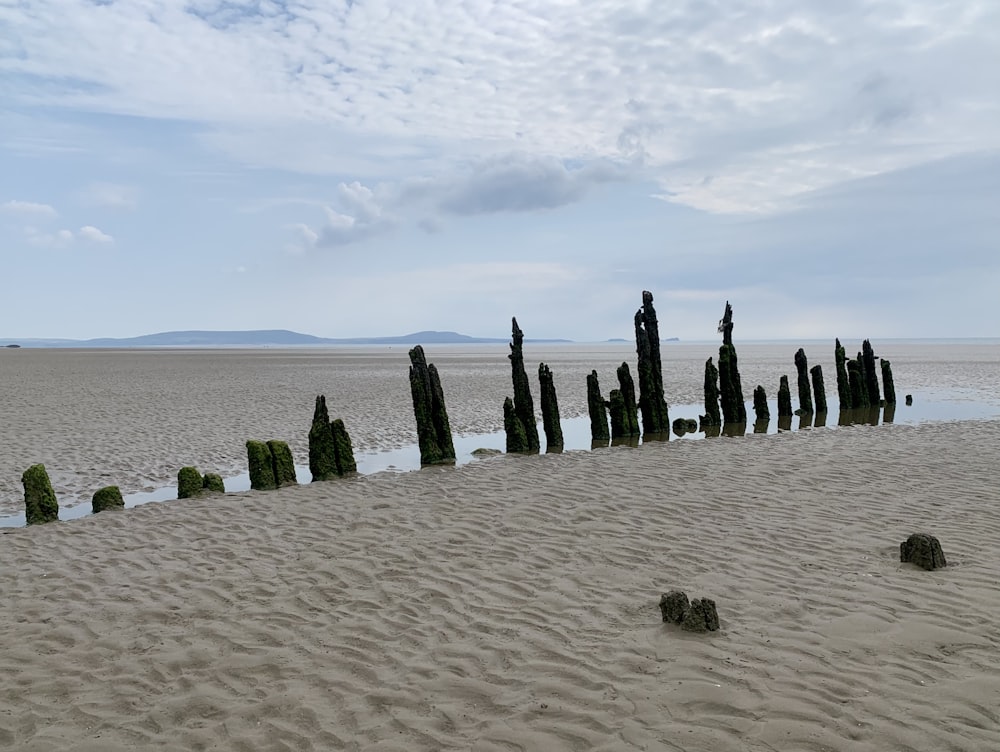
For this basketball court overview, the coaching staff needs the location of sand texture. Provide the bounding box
[1,342,999,750]
[1,424,999,748]
[1,342,997,515]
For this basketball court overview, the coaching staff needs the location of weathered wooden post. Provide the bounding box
[177,466,204,499]
[777,375,793,418]
[702,357,721,427]
[835,338,852,410]
[309,395,339,481]
[408,345,456,465]
[267,440,297,486]
[92,485,124,513]
[538,363,564,452]
[881,359,897,406]
[862,340,881,406]
[848,359,869,408]
[202,473,225,493]
[717,302,746,424]
[586,370,610,443]
[246,440,278,490]
[616,362,641,437]
[634,291,670,436]
[330,419,357,474]
[810,365,828,414]
[504,318,540,453]
[504,397,529,453]
[794,348,813,414]
[309,395,356,479]
[752,385,770,422]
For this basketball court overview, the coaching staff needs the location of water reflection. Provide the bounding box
[2,391,997,528]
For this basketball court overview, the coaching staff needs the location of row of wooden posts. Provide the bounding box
[16,290,901,524]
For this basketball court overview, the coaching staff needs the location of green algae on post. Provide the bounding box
[92,485,124,514]
[267,440,297,486]
[702,357,721,427]
[408,345,456,466]
[330,419,357,475]
[503,396,530,453]
[22,464,58,525]
[246,440,277,491]
[177,466,204,499]
[202,473,226,493]
[616,362,641,438]
[309,395,339,481]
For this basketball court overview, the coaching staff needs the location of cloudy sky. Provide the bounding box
[1,0,997,341]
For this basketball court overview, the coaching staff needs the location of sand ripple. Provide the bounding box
[2,419,999,750]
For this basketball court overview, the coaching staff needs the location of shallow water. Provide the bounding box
[2,389,996,528]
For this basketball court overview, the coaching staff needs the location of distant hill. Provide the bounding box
[0,329,575,348]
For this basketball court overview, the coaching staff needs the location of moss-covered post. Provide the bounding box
[309,395,339,481]
[834,338,852,410]
[22,464,59,524]
[408,345,456,465]
[92,485,124,514]
[506,317,540,453]
[586,370,610,443]
[702,357,721,427]
[753,385,770,422]
[616,362,641,437]
[810,365,828,414]
[634,291,670,436]
[862,339,881,406]
[330,419,357,474]
[794,348,814,414]
[202,473,225,493]
[538,363,563,452]
[246,440,277,490]
[177,466,204,499]
[267,440,297,486]
[848,359,869,408]
[717,302,747,425]
[881,359,897,405]
[777,375,793,418]
[503,396,529,453]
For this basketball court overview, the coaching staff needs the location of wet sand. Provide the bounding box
[1,342,998,750]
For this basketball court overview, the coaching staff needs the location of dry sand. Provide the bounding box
[1,342,999,750]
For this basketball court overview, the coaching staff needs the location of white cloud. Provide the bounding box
[2,200,57,218]
[2,1,997,214]
[25,227,74,248]
[81,182,138,210]
[79,225,114,243]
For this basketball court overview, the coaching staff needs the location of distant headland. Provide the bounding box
[0,330,584,348]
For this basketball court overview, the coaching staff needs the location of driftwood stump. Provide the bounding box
[900,534,947,570]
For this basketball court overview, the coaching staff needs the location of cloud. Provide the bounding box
[2,0,997,216]
[79,225,114,243]
[432,157,625,216]
[2,200,57,218]
[24,227,74,248]
[81,182,138,210]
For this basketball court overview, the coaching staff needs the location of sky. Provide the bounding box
[1,0,998,341]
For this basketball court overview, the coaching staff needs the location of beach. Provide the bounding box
[1,342,999,750]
